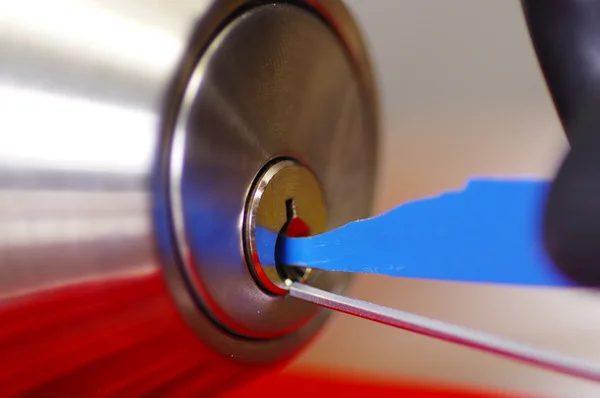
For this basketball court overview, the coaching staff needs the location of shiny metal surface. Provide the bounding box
[169,3,377,344]
[245,159,327,295]
[290,282,600,384]
[0,0,378,394]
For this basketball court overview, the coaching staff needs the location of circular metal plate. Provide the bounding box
[168,1,377,359]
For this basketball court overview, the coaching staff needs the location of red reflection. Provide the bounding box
[0,272,271,396]
[222,369,532,398]
[285,216,311,238]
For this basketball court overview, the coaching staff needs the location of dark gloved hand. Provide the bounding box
[523,0,600,286]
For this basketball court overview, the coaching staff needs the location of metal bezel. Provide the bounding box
[154,0,379,365]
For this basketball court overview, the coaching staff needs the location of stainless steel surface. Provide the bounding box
[245,158,327,296]
[0,0,379,394]
[168,3,377,347]
[290,282,600,384]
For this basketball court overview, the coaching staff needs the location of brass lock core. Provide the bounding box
[244,159,327,295]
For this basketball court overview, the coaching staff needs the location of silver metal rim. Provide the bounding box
[244,158,325,295]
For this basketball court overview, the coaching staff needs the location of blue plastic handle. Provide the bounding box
[256,179,574,287]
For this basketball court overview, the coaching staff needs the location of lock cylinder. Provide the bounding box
[165,2,378,359]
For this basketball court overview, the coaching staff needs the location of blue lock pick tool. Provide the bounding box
[256,178,574,288]
[252,178,600,383]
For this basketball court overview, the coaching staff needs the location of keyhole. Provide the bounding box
[276,198,312,282]
[286,198,297,220]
